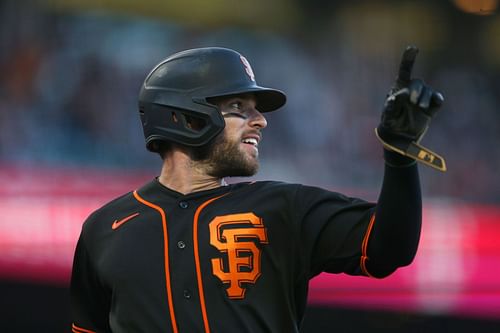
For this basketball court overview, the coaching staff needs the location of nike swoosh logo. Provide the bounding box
[112,212,140,230]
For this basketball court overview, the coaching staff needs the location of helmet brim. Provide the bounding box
[207,86,286,113]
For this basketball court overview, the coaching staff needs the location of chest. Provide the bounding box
[96,194,299,294]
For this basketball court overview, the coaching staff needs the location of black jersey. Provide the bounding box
[71,179,377,333]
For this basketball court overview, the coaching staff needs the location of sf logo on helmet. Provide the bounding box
[240,56,256,82]
[209,213,268,299]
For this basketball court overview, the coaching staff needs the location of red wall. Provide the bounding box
[1,165,499,319]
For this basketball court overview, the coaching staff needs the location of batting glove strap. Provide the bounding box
[376,127,446,172]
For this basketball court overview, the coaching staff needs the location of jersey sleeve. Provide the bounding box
[294,185,376,278]
[364,152,422,278]
[70,224,111,333]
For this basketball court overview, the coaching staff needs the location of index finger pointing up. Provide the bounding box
[396,45,419,88]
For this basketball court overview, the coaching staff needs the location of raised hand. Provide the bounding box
[376,46,446,172]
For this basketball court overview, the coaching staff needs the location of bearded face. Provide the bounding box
[186,93,266,178]
[190,130,260,178]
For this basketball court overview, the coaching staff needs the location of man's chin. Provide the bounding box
[203,137,261,178]
[208,161,259,178]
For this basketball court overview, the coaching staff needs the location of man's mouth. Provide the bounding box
[241,137,259,147]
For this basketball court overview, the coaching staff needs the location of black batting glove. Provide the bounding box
[375,46,447,172]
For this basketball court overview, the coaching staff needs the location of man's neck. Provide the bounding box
[158,149,225,195]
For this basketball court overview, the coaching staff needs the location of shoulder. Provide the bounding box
[259,181,372,207]
[81,191,138,234]
[296,184,351,201]
[248,181,344,199]
[82,179,161,229]
[236,181,354,201]
[240,180,301,192]
[221,181,301,207]
[230,180,302,199]
[81,178,162,235]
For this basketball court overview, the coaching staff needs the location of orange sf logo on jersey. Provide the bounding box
[209,212,268,299]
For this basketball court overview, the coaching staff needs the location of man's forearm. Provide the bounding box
[365,149,422,277]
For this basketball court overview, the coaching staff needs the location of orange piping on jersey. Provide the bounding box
[360,213,376,278]
[133,190,179,333]
[71,323,96,333]
[193,194,228,333]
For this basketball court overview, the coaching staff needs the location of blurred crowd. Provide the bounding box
[1,0,499,203]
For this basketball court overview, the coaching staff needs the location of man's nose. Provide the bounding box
[249,110,267,129]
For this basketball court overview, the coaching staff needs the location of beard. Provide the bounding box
[190,132,259,178]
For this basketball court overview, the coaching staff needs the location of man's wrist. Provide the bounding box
[383,148,416,167]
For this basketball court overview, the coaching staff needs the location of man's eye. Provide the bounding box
[231,102,241,109]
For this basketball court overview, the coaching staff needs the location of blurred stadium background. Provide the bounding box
[1,0,500,332]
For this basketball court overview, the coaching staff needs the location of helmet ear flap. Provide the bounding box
[142,101,225,151]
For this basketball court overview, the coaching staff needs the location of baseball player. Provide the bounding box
[70,46,444,333]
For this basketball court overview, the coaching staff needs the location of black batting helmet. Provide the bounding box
[138,47,287,151]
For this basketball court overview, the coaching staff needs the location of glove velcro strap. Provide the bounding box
[375,128,447,172]
[406,142,447,172]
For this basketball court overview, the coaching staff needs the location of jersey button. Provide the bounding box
[177,241,186,249]
[179,201,189,209]
[183,289,191,299]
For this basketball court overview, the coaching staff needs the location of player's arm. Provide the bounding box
[363,150,421,278]
[363,46,444,278]
[70,231,111,333]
